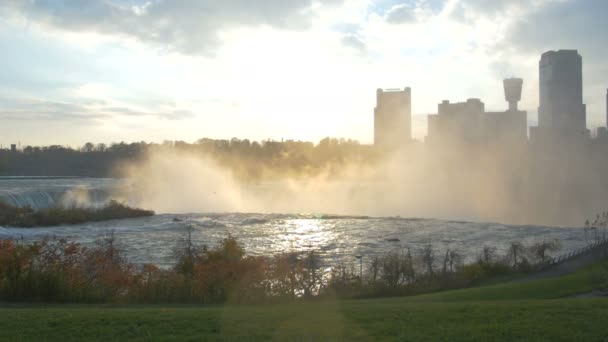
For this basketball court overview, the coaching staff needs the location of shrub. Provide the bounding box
[0,200,154,228]
[0,234,557,304]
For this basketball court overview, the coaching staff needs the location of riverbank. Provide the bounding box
[2,262,606,341]
[0,200,154,228]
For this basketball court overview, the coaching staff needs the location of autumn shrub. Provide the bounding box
[0,233,567,303]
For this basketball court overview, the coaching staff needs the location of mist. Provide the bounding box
[115,137,608,227]
[118,151,246,214]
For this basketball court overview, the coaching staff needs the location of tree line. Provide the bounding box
[0,138,377,180]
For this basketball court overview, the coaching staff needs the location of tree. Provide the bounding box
[301,250,322,297]
[478,246,496,265]
[96,143,107,152]
[82,142,95,153]
[529,239,561,263]
[173,225,201,278]
[421,244,435,276]
[402,248,416,283]
[507,241,526,268]
[381,252,402,288]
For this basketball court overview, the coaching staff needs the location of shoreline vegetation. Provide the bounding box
[0,200,154,228]
[2,228,601,304]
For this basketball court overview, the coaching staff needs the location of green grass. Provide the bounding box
[1,299,607,341]
[411,262,603,302]
[1,262,607,341]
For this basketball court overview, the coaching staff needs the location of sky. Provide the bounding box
[0,0,606,147]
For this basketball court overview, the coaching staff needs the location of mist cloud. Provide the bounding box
[117,141,608,228]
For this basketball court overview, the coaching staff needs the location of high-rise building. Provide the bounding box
[374,88,411,149]
[533,50,587,140]
[427,98,485,145]
[426,79,527,145]
[599,89,608,140]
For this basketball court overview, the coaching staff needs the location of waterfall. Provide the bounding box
[0,188,113,209]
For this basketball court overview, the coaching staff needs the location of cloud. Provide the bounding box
[341,33,366,52]
[2,0,345,55]
[0,98,195,123]
[461,0,529,13]
[449,0,533,17]
[445,0,557,26]
[506,0,607,56]
[384,4,417,24]
[0,99,109,123]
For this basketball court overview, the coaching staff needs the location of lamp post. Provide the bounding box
[355,255,363,283]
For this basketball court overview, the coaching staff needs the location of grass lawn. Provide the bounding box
[1,263,607,341]
[410,260,605,302]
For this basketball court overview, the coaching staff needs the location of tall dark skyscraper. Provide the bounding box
[374,88,411,149]
[537,50,587,137]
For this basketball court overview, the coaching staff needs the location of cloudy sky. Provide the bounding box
[0,0,606,147]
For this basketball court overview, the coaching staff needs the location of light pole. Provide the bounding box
[355,255,363,283]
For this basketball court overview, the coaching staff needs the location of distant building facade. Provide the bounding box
[598,89,608,140]
[428,98,484,145]
[374,88,411,149]
[530,50,588,142]
[485,78,528,143]
[426,79,527,146]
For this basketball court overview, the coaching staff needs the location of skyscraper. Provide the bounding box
[536,50,587,138]
[427,98,485,145]
[374,88,411,149]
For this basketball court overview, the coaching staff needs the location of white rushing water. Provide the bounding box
[0,177,122,209]
[0,177,590,269]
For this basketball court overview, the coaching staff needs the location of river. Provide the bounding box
[0,177,590,269]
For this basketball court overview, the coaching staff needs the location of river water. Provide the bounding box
[0,177,590,268]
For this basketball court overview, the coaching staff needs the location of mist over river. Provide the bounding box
[0,177,590,268]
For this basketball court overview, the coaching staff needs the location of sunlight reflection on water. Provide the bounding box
[0,213,589,270]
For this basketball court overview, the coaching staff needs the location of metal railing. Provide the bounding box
[539,238,608,270]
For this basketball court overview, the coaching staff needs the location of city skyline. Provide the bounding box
[1,0,608,147]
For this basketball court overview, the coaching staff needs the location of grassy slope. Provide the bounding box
[1,263,607,341]
[409,261,604,302]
